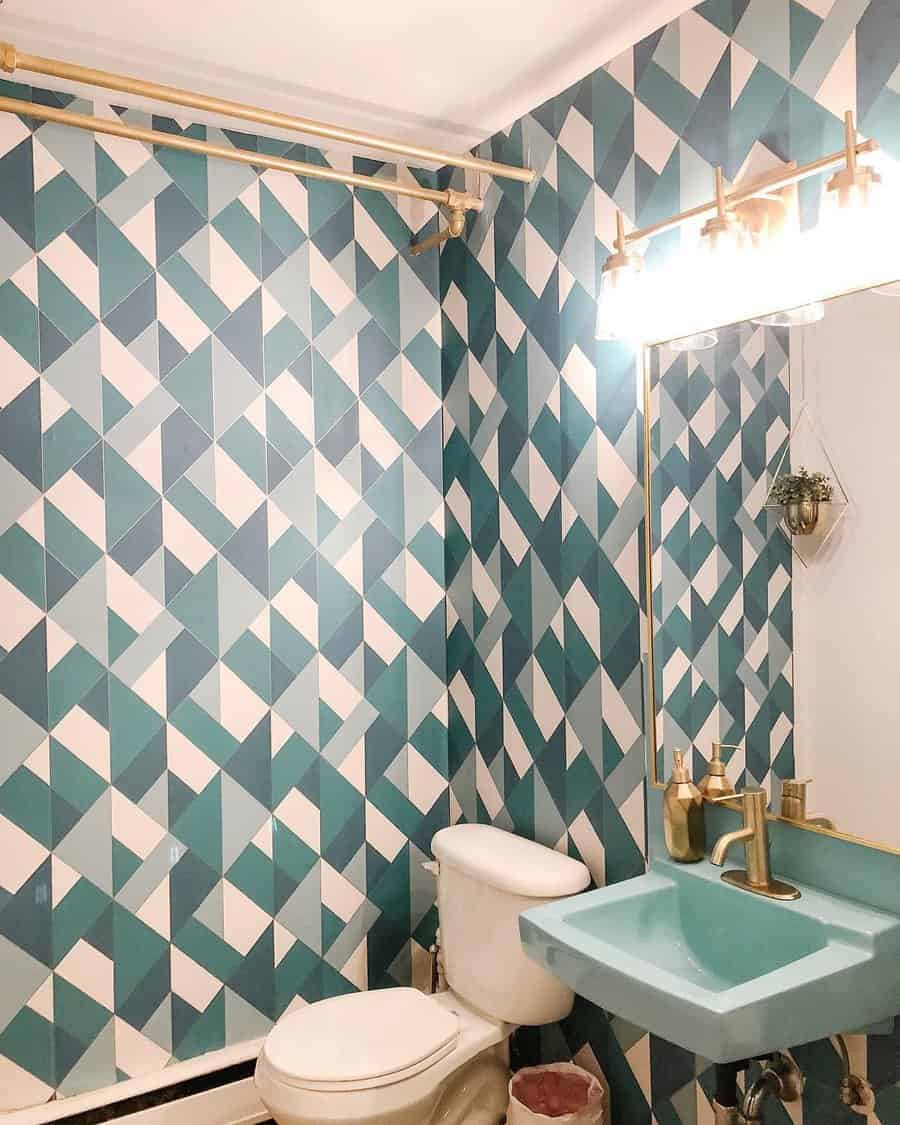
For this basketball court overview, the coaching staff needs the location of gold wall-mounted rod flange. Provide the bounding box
[0,94,486,213]
[0,40,534,185]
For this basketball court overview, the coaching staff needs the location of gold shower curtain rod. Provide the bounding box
[0,40,533,198]
[0,93,484,213]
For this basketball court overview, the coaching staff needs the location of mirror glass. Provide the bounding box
[647,283,900,852]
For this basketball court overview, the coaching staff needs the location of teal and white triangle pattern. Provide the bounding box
[0,82,447,1104]
[440,1,900,1123]
[649,324,794,793]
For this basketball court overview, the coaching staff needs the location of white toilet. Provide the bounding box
[255,823,590,1125]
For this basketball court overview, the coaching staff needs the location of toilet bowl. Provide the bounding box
[255,824,590,1125]
[255,988,510,1125]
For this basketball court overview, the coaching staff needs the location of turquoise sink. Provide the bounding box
[520,859,900,1062]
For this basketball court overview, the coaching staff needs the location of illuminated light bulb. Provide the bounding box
[596,210,645,341]
[668,331,719,352]
[753,302,825,327]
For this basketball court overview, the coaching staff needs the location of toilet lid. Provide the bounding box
[262,988,460,1092]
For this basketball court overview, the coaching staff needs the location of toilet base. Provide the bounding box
[426,1051,509,1124]
[258,1046,509,1125]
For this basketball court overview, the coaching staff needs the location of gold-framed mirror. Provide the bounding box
[643,279,900,855]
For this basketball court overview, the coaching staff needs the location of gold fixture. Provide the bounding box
[0,95,485,215]
[709,789,801,900]
[596,211,645,338]
[0,41,534,184]
[0,39,535,249]
[700,167,746,253]
[619,112,877,249]
[780,779,835,831]
[409,206,468,256]
[663,749,705,863]
[827,111,881,210]
[697,743,736,800]
[601,210,645,283]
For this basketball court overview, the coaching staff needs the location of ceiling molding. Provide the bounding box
[1,2,694,168]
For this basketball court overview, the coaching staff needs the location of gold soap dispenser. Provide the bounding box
[664,750,705,863]
[697,743,736,800]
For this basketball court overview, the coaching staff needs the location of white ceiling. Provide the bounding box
[1,0,694,162]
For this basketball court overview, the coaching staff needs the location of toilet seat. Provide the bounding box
[261,988,460,1093]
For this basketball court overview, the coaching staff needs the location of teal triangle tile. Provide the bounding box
[155,146,208,219]
[96,210,153,317]
[161,407,212,491]
[168,557,219,654]
[40,310,71,369]
[0,137,35,249]
[0,277,40,367]
[0,765,51,848]
[0,619,48,728]
[260,182,305,256]
[34,171,92,251]
[359,257,400,346]
[103,274,156,347]
[213,199,261,277]
[172,989,225,1061]
[155,182,206,267]
[215,287,263,384]
[114,726,165,803]
[0,860,52,966]
[0,379,41,489]
[103,444,159,549]
[102,376,132,433]
[95,141,126,201]
[109,674,165,783]
[159,322,188,378]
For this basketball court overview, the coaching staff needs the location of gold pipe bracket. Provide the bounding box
[409,205,468,255]
[0,41,533,185]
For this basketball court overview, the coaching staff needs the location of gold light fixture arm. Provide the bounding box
[0,41,533,185]
[0,95,485,212]
[624,126,879,246]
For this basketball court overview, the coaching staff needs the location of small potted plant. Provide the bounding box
[769,467,834,535]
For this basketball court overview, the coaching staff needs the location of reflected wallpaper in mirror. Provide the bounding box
[646,284,900,853]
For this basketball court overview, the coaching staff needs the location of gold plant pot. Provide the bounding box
[782,499,820,535]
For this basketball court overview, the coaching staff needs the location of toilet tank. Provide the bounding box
[431,824,590,1026]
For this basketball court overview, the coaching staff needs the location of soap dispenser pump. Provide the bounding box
[697,742,736,800]
[664,750,705,863]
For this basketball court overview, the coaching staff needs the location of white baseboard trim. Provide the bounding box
[113,1076,268,1125]
[3,1041,266,1125]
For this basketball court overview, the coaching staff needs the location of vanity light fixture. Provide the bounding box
[595,210,645,341]
[668,331,719,352]
[700,167,748,257]
[595,110,894,344]
[753,302,825,327]
[825,111,882,213]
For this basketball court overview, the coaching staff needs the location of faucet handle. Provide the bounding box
[781,778,814,820]
[708,786,763,801]
[708,787,769,814]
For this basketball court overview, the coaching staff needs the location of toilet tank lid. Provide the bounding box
[432,824,590,898]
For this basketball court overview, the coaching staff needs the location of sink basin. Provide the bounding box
[521,859,900,1061]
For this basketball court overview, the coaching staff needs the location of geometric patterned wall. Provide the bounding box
[441,2,900,1123]
[649,323,794,795]
[0,78,447,1106]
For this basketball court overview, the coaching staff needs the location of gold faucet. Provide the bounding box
[709,788,800,900]
[779,778,835,831]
